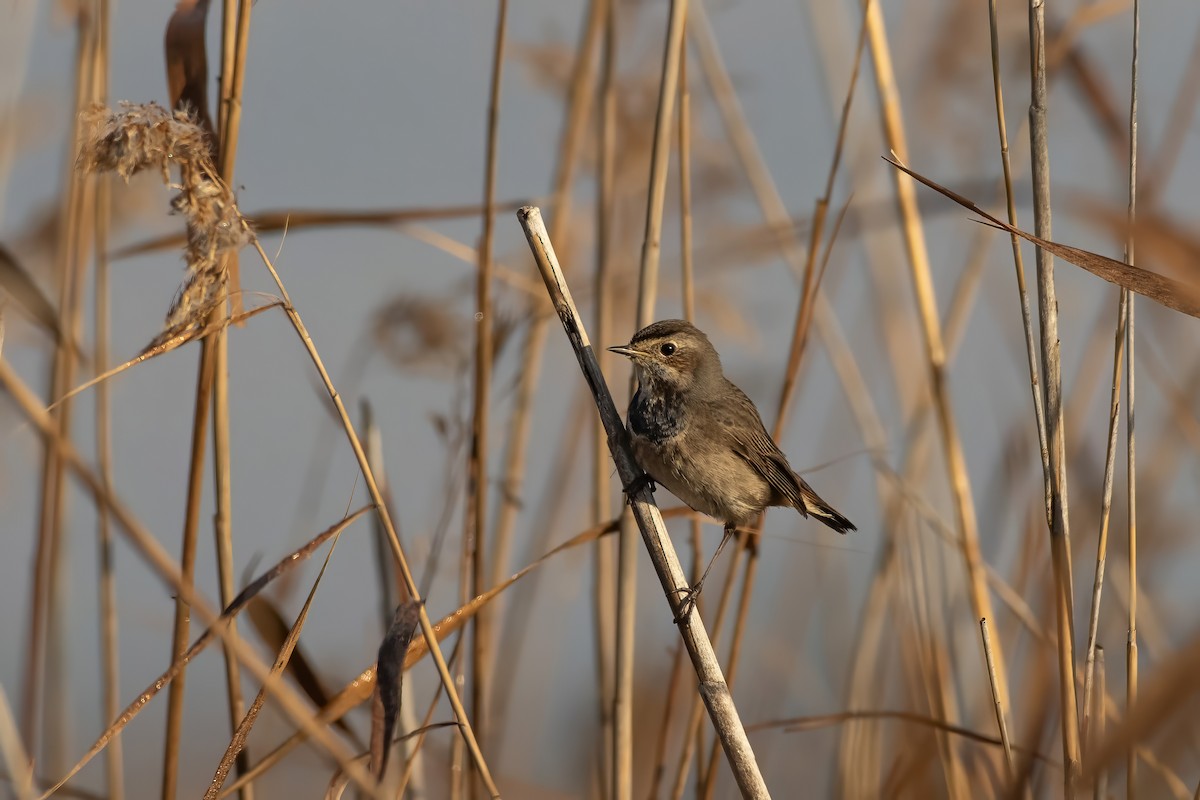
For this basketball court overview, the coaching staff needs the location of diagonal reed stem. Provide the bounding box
[518,205,770,799]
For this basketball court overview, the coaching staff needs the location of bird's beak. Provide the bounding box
[607,345,640,360]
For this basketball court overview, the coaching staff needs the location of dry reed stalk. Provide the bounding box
[468,0,507,783]
[1124,8,1140,799]
[634,0,687,328]
[614,3,689,796]
[87,1,123,796]
[903,514,968,798]
[160,0,254,790]
[669,537,745,800]
[678,42,695,325]
[699,551,756,798]
[987,0,1051,514]
[1081,289,1127,749]
[1095,647,1107,800]
[361,404,427,795]
[161,324,216,800]
[864,0,1009,750]
[518,205,770,799]
[592,1,617,793]
[216,0,250,316]
[647,636,687,800]
[210,3,255,794]
[1028,3,1082,788]
[22,10,96,767]
[644,28,703,800]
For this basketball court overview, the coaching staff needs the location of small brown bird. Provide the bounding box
[609,319,854,618]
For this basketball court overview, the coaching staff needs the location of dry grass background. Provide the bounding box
[1,0,1199,798]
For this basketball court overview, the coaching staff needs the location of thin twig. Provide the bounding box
[23,8,96,767]
[981,618,1015,780]
[1081,289,1127,749]
[89,2,122,795]
[1125,6,1140,799]
[211,4,255,797]
[469,0,507,784]
[593,0,617,794]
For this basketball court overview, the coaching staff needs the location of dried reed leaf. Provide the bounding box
[111,201,531,259]
[246,596,361,746]
[164,0,216,148]
[0,242,61,343]
[37,507,370,800]
[887,156,1200,318]
[369,601,421,782]
[205,523,349,800]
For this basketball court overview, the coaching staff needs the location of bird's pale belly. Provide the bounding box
[630,430,775,525]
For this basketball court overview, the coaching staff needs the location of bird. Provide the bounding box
[608,319,855,620]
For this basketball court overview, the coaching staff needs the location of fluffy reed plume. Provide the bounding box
[77,102,251,346]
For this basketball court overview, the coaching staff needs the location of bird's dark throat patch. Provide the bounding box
[629,380,686,443]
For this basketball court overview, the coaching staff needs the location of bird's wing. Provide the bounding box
[712,383,810,516]
[713,381,856,533]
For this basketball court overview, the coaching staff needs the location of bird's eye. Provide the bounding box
[660,342,676,356]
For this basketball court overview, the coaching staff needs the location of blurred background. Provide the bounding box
[1,0,1198,797]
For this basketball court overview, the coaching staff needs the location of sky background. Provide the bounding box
[2,0,1199,797]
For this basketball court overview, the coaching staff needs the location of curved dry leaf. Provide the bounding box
[887,157,1199,314]
[369,601,421,781]
[165,0,216,146]
[0,242,61,343]
[886,156,1200,318]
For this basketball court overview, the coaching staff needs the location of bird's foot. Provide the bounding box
[622,472,656,502]
[671,581,704,624]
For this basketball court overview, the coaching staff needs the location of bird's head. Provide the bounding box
[608,319,724,393]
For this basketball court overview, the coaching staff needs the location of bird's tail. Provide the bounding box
[796,478,856,534]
